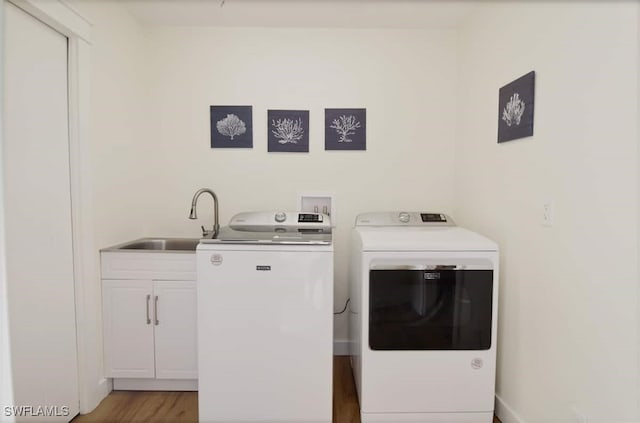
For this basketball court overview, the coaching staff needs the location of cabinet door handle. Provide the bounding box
[154,295,159,326]
[146,295,151,325]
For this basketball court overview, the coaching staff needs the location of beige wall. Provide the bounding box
[73,0,151,250]
[455,2,639,422]
[141,26,458,340]
[70,2,458,348]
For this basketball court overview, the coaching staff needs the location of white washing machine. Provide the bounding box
[197,211,333,423]
[349,212,499,423]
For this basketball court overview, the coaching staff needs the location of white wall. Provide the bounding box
[0,0,15,420]
[141,26,458,340]
[455,2,639,422]
[70,0,151,250]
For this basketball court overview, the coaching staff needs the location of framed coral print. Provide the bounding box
[210,105,253,148]
[325,108,366,151]
[268,110,309,153]
[498,71,535,143]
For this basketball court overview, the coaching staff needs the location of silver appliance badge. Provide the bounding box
[210,254,223,266]
[424,272,441,280]
[471,358,483,370]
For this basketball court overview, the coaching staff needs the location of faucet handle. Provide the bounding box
[201,225,208,237]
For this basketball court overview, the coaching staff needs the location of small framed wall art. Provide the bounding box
[325,108,366,151]
[498,71,535,143]
[268,110,310,153]
[210,105,253,148]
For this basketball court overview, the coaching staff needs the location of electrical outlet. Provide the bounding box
[542,200,554,227]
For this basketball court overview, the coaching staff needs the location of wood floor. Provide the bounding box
[73,357,500,423]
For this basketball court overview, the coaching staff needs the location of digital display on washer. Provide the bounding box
[298,213,322,223]
[420,213,446,223]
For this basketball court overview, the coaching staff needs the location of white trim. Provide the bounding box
[361,412,494,422]
[68,37,109,414]
[495,394,526,423]
[9,0,91,42]
[0,1,16,421]
[637,2,640,418]
[333,338,351,356]
[113,379,198,392]
[5,0,103,415]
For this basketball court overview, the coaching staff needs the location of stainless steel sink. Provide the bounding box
[104,238,201,252]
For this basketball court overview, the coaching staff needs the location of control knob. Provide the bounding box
[274,212,287,223]
[398,212,411,223]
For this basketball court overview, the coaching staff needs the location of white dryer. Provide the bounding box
[197,211,333,423]
[349,212,499,423]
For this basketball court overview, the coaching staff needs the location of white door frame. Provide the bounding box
[2,0,106,414]
[0,2,15,422]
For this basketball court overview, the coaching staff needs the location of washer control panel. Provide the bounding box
[355,212,455,227]
[229,211,330,232]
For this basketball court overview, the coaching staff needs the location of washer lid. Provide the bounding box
[200,211,332,245]
[355,226,498,252]
[230,211,331,232]
[201,226,332,245]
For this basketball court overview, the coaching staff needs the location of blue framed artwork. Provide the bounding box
[498,71,535,143]
[325,108,366,151]
[268,110,309,153]
[210,105,253,148]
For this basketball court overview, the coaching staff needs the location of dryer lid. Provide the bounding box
[355,211,455,227]
[353,212,497,252]
[355,226,498,252]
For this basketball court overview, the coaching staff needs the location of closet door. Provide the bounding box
[4,2,79,420]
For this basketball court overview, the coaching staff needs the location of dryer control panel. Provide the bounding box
[355,212,455,227]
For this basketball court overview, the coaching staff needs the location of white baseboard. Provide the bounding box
[333,339,350,356]
[362,411,493,422]
[113,378,198,391]
[495,394,525,423]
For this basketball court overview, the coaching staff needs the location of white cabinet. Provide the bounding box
[101,251,197,390]
[153,281,198,379]
[102,279,155,378]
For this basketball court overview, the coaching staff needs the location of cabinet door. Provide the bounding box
[153,281,198,379]
[102,279,155,378]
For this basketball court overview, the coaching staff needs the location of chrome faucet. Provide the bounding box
[189,188,219,238]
